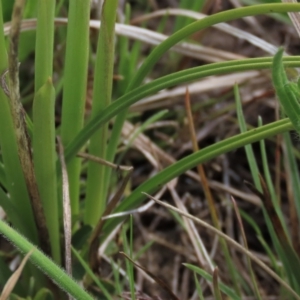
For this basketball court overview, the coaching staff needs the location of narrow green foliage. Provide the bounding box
[193,273,205,300]
[33,78,60,264]
[0,0,38,242]
[272,48,300,133]
[128,4,300,91]
[234,84,262,191]
[34,0,55,92]
[101,119,293,240]
[212,268,223,300]
[85,0,119,225]
[122,221,136,300]
[64,56,300,164]
[71,246,112,299]
[0,220,94,300]
[174,0,205,31]
[283,132,300,220]
[95,4,300,211]
[240,210,280,273]
[60,0,90,218]
[101,3,135,217]
[258,117,287,232]
[116,109,168,164]
[184,264,240,300]
[111,259,122,296]
[33,288,54,300]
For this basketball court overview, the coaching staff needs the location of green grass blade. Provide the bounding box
[101,4,300,202]
[234,84,262,191]
[34,0,55,92]
[122,221,136,300]
[128,3,300,91]
[0,0,37,242]
[60,0,90,217]
[184,264,240,300]
[84,0,118,226]
[272,48,300,133]
[116,109,168,165]
[0,219,94,300]
[33,78,60,263]
[64,56,300,164]
[101,119,293,239]
[283,132,300,219]
[258,117,287,233]
[174,0,205,32]
[71,246,112,300]
[193,272,205,300]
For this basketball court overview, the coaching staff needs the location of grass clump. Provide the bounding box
[1,0,300,299]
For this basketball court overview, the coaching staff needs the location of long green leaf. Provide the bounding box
[60,0,90,217]
[0,220,94,300]
[84,0,119,226]
[0,0,38,242]
[33,78,60,264]
[101,118,293,238]
[64,56,300,164]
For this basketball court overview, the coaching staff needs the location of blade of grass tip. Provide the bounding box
[33,0,60,263]
[185,88,241,295]
[7,0,50,256]
[212,267,223,300]
[84,0,119,226]
[89,168,133,271]
[120,251,180,300]
[0,220,94,300]
[71,246,112,300]
[121,223,136,300]
[33,78,60,264]
[143,192,300,300]
[57,137,72,278]
[234,84,262,191]
[0,249,34,300]
[60,0,90,218]
[34,0,55,91]
[231,196,262,300]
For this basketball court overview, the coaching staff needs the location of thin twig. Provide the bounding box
[77,152,132,171]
